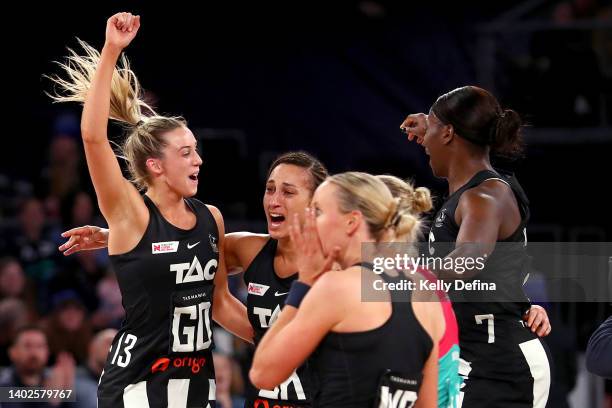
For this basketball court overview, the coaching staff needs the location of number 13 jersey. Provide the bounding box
[98,195,219,408]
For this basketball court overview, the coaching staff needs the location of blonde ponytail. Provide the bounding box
[47,39,156,125]
[329,172,423,243]
[47,40,186,191]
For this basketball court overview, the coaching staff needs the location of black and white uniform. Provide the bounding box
[428,169,551,408]
[98,196,219,408]
[243,238,312,408]
[310,263,433,408]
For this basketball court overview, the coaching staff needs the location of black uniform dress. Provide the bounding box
[243,238,312,408]
[428,169,551,408]
[98,196,219,408]
[310,263,433,408]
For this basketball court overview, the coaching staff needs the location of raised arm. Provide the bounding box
[48,13,148,248]
[80,15,143,220]
[400,113,427,145]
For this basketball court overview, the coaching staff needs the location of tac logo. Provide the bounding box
[171,256,217,284]
[151,356,207,374]
[152,241,179,254]
[253,305,281,328]
[248,282,270,296]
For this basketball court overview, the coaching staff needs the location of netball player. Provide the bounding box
[48,12,251,407]
[59,151,328,408]
[400,86,551,407]
[224,152,327,407]
[378,174,462,408]
[251,172,443,408]
[377,174,550,407]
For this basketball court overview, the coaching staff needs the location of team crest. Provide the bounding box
[434,209,447,227]
[209,234,219,253]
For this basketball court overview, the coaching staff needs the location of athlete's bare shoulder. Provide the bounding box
[456,181,505,224]
[464,180,506,204]
[224,232,270,274]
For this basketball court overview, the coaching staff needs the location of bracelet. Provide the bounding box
[284,281,311,308]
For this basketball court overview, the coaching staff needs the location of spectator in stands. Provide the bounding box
[586,315,612,379]
[8,198,59,313]
[0,257,26,299]
[73,329,117,408]
[42,290,92,364]
[0,257,38,306]
[0,299,32,366]
[0,325,74,407]
[90,271,124,330]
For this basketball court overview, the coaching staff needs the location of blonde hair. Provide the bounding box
[376,175,432,214]
[46,39,186,190]
[327,172,424,243]
[377,175,433,242]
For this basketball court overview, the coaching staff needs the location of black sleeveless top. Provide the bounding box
[243,238,312,404]
[427,169,532,341]
[99,195,219,399]
[311,264,433,408]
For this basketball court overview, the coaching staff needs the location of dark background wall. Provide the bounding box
[3,0,611,236]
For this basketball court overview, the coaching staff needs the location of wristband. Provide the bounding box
[284,281,311,308]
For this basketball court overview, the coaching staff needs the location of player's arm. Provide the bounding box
[250,272,343,389]
[412,298,444,408]
[223,232,269,275]
[59,229,268,268]
[48,13,149,255]
[80,15,147,232]
[524,305,552,337]
[59,225,109,255]
[436,186,502,280]
[586,316,612,378]
[400,113,427,145]
[208,205,254,344]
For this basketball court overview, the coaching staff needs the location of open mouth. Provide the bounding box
[269,213,286,224]
[188,172,199,182]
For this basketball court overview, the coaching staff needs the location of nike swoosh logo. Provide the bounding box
[187,242,200,249]
[274,291,289,297]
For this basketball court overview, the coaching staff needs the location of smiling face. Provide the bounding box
[148,126,203,197]
[263,164,314,239]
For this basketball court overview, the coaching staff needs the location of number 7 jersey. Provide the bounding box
[98,195,219,408]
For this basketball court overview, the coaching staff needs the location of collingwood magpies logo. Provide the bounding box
[209,234,219,253]
[434,209,447,227]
